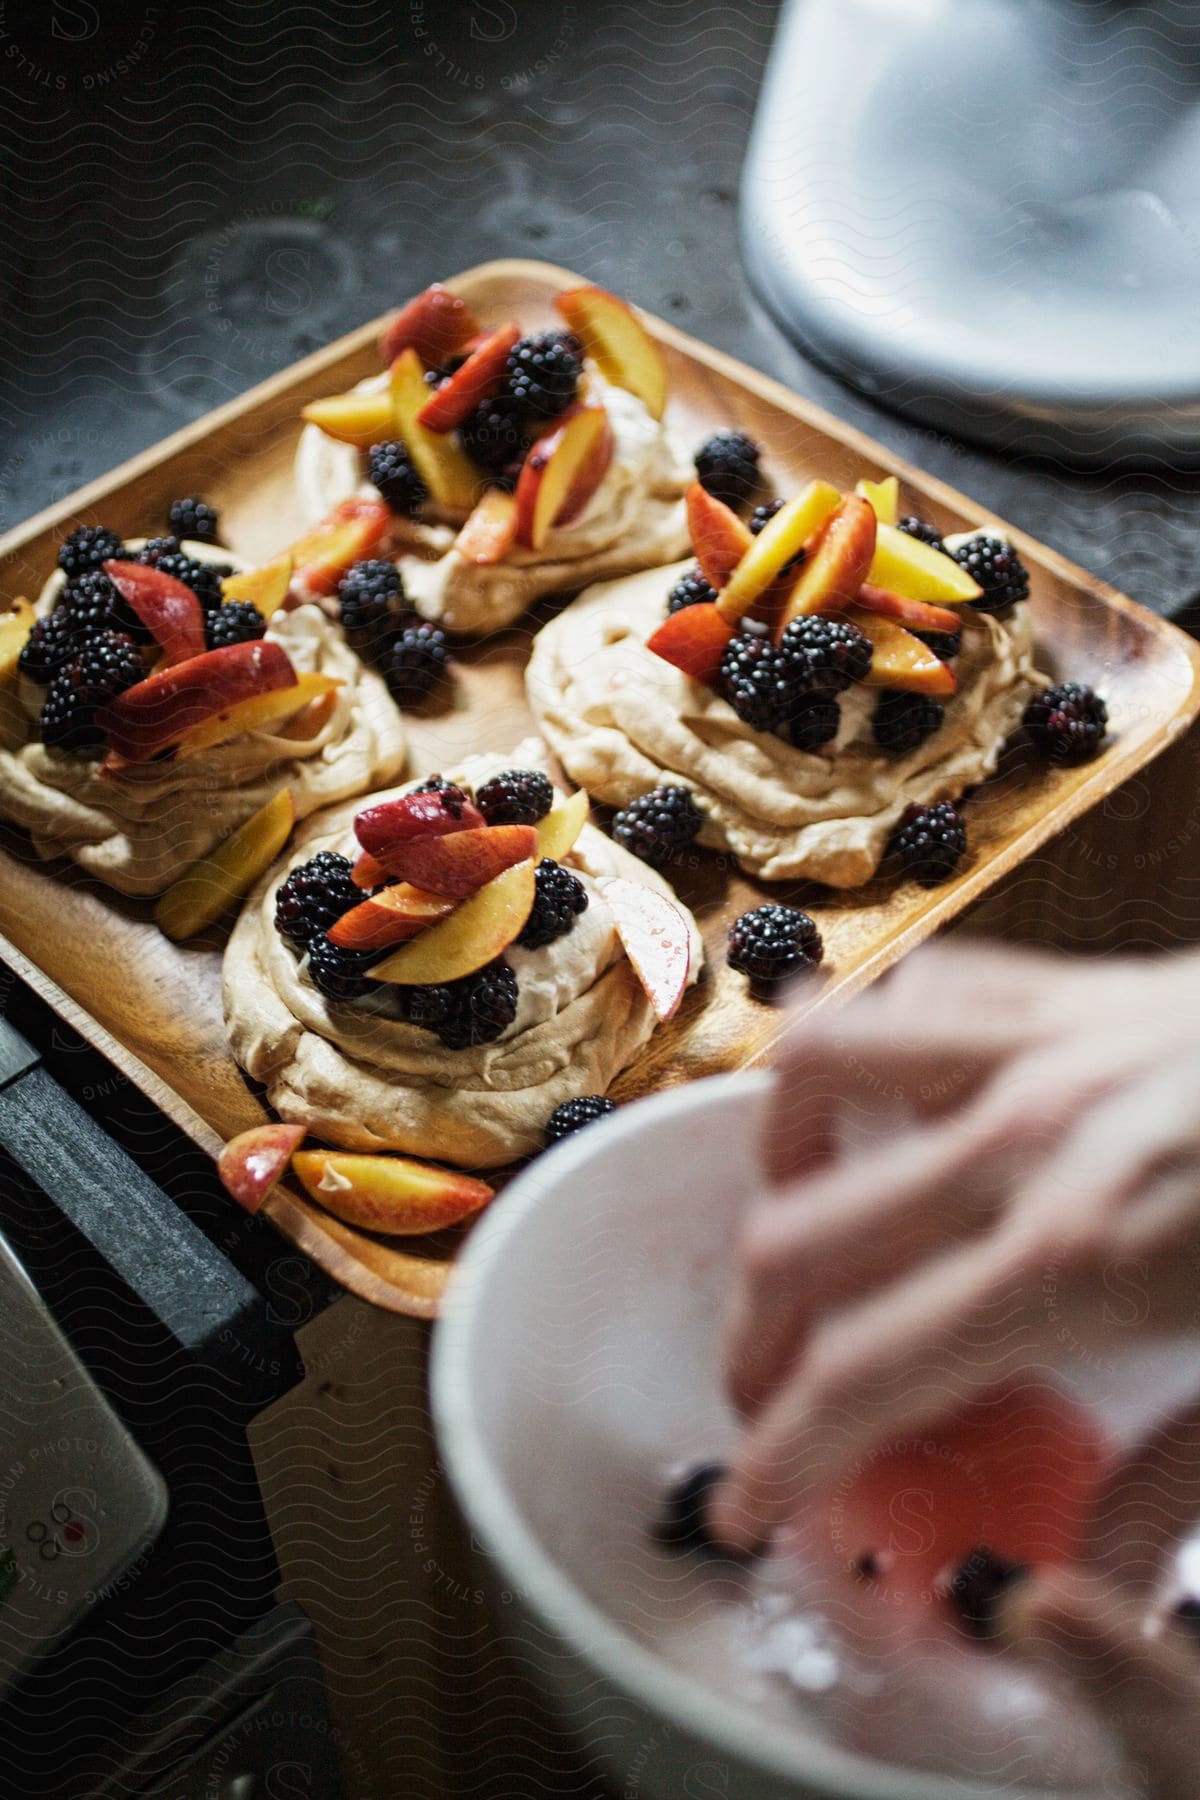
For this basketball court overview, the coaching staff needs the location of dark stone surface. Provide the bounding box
[1,0,1198,620]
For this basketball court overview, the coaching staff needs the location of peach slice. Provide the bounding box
[854,584,961,636]
[154,787,297,940]
[718,480,842,622]
[378,283,481,369]
[327,882,455,953]
[369,857,536,985]
[291,1148,494,1237]
[845,608,957,698]
[300,388,394,449]
[171,670,341,759]
[554,284,668,420]
[535,787,589,863]
[454,489,518,566]
[218,1122,306,1215]
[514,403,613,549]
[354,789,486,859]
[0,598,34,683]
[98,640,298,764]
[352,849,390,890]
[855,474,900,526]
[868,522,981,603]
[389,347,481,512]
[774,494,877,633]
[645,601,734,688]
[287,498,392,595]
[220,553,294,620]
[686,481,752,591]
[600,875,691,1022]
[417,320,521,432]
[365,823,537,898]
[103,559,207,665]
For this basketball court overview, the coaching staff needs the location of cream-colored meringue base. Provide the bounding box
[526,561,1042,887]
[222,743,703,1170]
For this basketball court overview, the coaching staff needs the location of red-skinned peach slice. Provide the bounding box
[645,601,734,688]
[300,389,394,449]
[291,1148,494,1236]
[454,488,518,565]
[103,560,207,665]
[417,320,521,432]
[220,553,294,619]
[775,494,877,634]
[287,498,392,595]
[354,790,486,859]
[844,607,957,697]
[554,284,668,419]
[171,671,341,759]
[389,348,481,511]
[218,1122,306,1215]
[378,284,481,369]
[599,875,691,1022]
[365,823,538,898]
[716,480,841,621]
[868,522,981,603]
[369,857,536,985]
[326,883,456,953]
[854,583,961,636]
[352,849,390,889]
[535,787,589,863]
[98,640,297,764]
[154,788,296,940]
[514,403,613,549]
[686,481,752,590]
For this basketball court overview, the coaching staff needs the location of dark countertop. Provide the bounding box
[2,0,1198,619]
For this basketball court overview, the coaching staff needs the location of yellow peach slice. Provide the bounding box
[848,608,957,698]
[855,475,899,526]
[716,480,841,621]
[368,858,536,986]
[514,404,611,551]
[868,522,981,603]
[389,347,480,511]
[536,788,589,863]
[154,787,296,940]
[291,1149,494,1236]
[554,285,668,420]
[301,389,394,448]
[775,494,877,632]
[172,671,341,758]
[0,598,35,682]
[220,554,294,619]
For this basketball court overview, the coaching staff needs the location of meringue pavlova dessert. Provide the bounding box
[529,473,1105,888]
[0,510,407,907]
[223,746,702,1170]
[293,280,690,636]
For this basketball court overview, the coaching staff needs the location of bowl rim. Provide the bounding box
[432,1072,1076,1800]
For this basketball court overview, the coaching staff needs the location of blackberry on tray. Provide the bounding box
[727,905,823,989]
[544,1095,616,1145]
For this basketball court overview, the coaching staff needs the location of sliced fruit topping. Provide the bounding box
[352,849,390,889]
[364,823,538,898]
[514,403,613,550]
[453,488,518,565]
[218,1122,306,1215]
[718,480,841,622]
[535,787,589,864]
[0,598,35,682]
[417,320,521,433]
[686,481,752,591]
[102,559,207,665]
[154,787,297,941]
[369,857,537,985]
[291,1148,494,1237]
[846,608,957,698]
[868,521,982,603]
[554,284,668,420]
[172,670,340,759]
[854,474,900,526]
[389,347,481,512]
[774,493,877,633]
[600,876,691,1022]
[354,788,486,860]
[326,882,456,954]
[287,498,392,596]
[854,583,962,636]
[378,283,481,369]
[98,639,298,764]
[646,601,735,688]
[220,553,294,620]
[301,388,394,449]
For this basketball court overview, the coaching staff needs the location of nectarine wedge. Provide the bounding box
[0,598,35,682]
[98,640,298,764]
[301,388,394,449]
[369,857,536,985]
[172,671,340,758]
[352,849,390,889]
[378,283,480,369]
[774,494,877,633]
[453,488,518,565]
[327,882,455,953]
[854,584,961,636]
[645,602,733,688]
[220,553,294,620]
[514,403,612,549]
[287,499,392,595]
[535,787,589,863]
[218,1122,306,1215]
[845,608,957,697]
[417,320,520,432]
[366,824,537,897]
[600,875,691,1022]
[554,284,667,420]
[291,1148,493,1236]
[389,348,481,511]
[718,480,842,622]
[103,560,207,666]
[855,475,900,526]
[155,787,297,940]
[868,522,981,603]
[686,482,752,591]
[354,789,486,859]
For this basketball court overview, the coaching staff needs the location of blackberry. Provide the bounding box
[399,982,453,1032]
[912,626,961,663]
[950,534,1030,615]
[476,767,553,826]
[787,695,840,750]
[517,859,588,950]
[18,609,76,685]
[60,568,132,638]
[872,689,945,754]
[57,524,123,579]
[1173,1598,1200,1642]
[727,904,823,989]
[206,601,266,650]
[167,497,220,543]
[651,1463,729,1556]
[39,672,103,753]
[138,534,181,561]
[897,515,944,550]
[666,565,718,614]
[947,1548,1028,1641]
[544,1094,616,1145]
[504,331,582,420]
[457,394,528,478]
[718,632,792,733]
[890,800,967,886]
[274,850,361,949]
[385,624,451,707]
[367,440,428,517]
[612,784,704,866]
[138,546,231,610]
[778,614,873,695]
[305,936,380,1003]
[337,559,406,659]
[1023,682,1108,767]
[423,354,466,389]
[749,498,785,535]
[694,430,760,509]
[434,958,519,1050]
[38,630,143,753]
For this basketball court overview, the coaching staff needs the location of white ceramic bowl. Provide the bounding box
[431,1074,1083,1800]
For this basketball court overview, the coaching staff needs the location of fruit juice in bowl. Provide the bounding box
[433,1072,1196,1799]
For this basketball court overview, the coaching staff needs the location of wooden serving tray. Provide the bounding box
[2,258,1197,1318]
